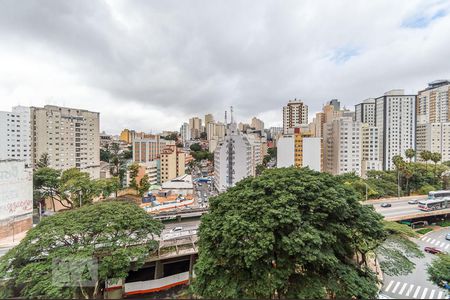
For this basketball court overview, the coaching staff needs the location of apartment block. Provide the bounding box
[160,145,186,183]
[277,128,322,171]
[355,98,376,126]
[283,99,308,134]
[0,106,32,167]
[189,117,202,139]
[251,117,264,131]
[324,117,362,175]
[31,105,100,178]
[416,122,450,163]
[214,123,252,192]
[132,135,175,163]
[375,89,416,170]
[180,123,191,144]
[417,80,450,124]
[361,124,382,177]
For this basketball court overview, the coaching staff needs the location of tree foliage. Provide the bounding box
[427,253,450,288]
[0,200,163,299]
[34,167,120,210]
[190,143,202,152]
[36,152,50,169]
[138,174,151,196]
[128,163,140,192]
[192,168,420,299]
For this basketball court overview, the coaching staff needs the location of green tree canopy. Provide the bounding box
[0,200,163,299]
[427,253,450,289]
[138,174,151,196]
[34,167,120,210]
[128,163,140,192]
[36,152,50,169]
[192,168,420,299]
[190,143,202,152]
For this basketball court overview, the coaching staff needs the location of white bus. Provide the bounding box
[428,190,450,200]
[418,198,449,211]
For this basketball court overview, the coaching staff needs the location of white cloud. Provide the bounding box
[0,0,450,132]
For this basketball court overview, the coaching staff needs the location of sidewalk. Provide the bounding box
[0,230,28,248]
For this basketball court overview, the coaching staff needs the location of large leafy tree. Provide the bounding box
[36,152,50,169]
[0,200,163,299]
[109,142,127,186]
[427,254,450,289]
[34,167,120,210]
[192,168,421,299]
[128,163,140,192]
[430,152,443,175]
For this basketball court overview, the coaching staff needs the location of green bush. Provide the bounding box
[416,228,433,235]
[437,220,450,227]
[417,184,437,195]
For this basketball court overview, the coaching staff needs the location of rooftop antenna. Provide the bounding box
[230,106,234,124]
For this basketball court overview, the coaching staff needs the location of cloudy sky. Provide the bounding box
[1,0,450,134]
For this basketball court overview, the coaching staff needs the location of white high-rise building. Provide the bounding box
[31,105,100,178]
[180,122,191,144]
[283,99,308,134]
[417,80,450,124]
[416,122,450,163]
[214,121,252,193]
[375,89,416,170]
[0,106,32,167]
[244,133,263,176]
[355,98,376,126]
[324,116,362,176]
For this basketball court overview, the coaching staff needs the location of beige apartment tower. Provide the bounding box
[160,145,186,183]
[31,105,100,178]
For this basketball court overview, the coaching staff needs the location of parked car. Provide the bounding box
[446,233,450,241]
[408,199,419,204]
[380,203,392,208]
[424,247,443,254]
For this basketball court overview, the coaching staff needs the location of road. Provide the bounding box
[372,196,426,218]
[380,227,449,299]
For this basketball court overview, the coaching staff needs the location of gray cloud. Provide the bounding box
[1,0,450,133]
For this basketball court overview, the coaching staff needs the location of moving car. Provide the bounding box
[424,247,443,254]
[380,203,392,208]
[408,199,419,204]
[170,226,183,232]
[446,233,450,241]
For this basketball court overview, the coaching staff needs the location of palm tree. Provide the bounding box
[402,164,414,196]
[420,150,432,170]
[430,152,442,176]
[405,148,416,163]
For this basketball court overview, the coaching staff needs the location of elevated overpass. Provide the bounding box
[365,195,450,221]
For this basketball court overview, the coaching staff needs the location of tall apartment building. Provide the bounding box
[214,123,252,192]
[277,128,322,171]
[360,124,382,177]
[251,117,264,131]
[160,145,186,183]
[283,99,309,134]
[244,133,265,176]
[180,123,191,144]
[204,114,214,126]
[355,98,376,126]
[375,89,416,170]
[189,117,202,139]
[417,80,450,124]
[0,106,32,167]
[119,129,135,143]
[132,135,175,163]
[416,123,450,163]
[31,105,100,178]
[324,116,362,175]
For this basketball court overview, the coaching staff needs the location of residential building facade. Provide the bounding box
[283,99,308,134]
[160,145,186,183]
[132,135,175,163]
[30,105,100,178]
[375,89,416,170]
[0,106,32,167]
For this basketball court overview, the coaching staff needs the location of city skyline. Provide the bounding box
[1,1,450,133]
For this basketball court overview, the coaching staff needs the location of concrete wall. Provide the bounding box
[276,135,294,168]
[303,137,321,171]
